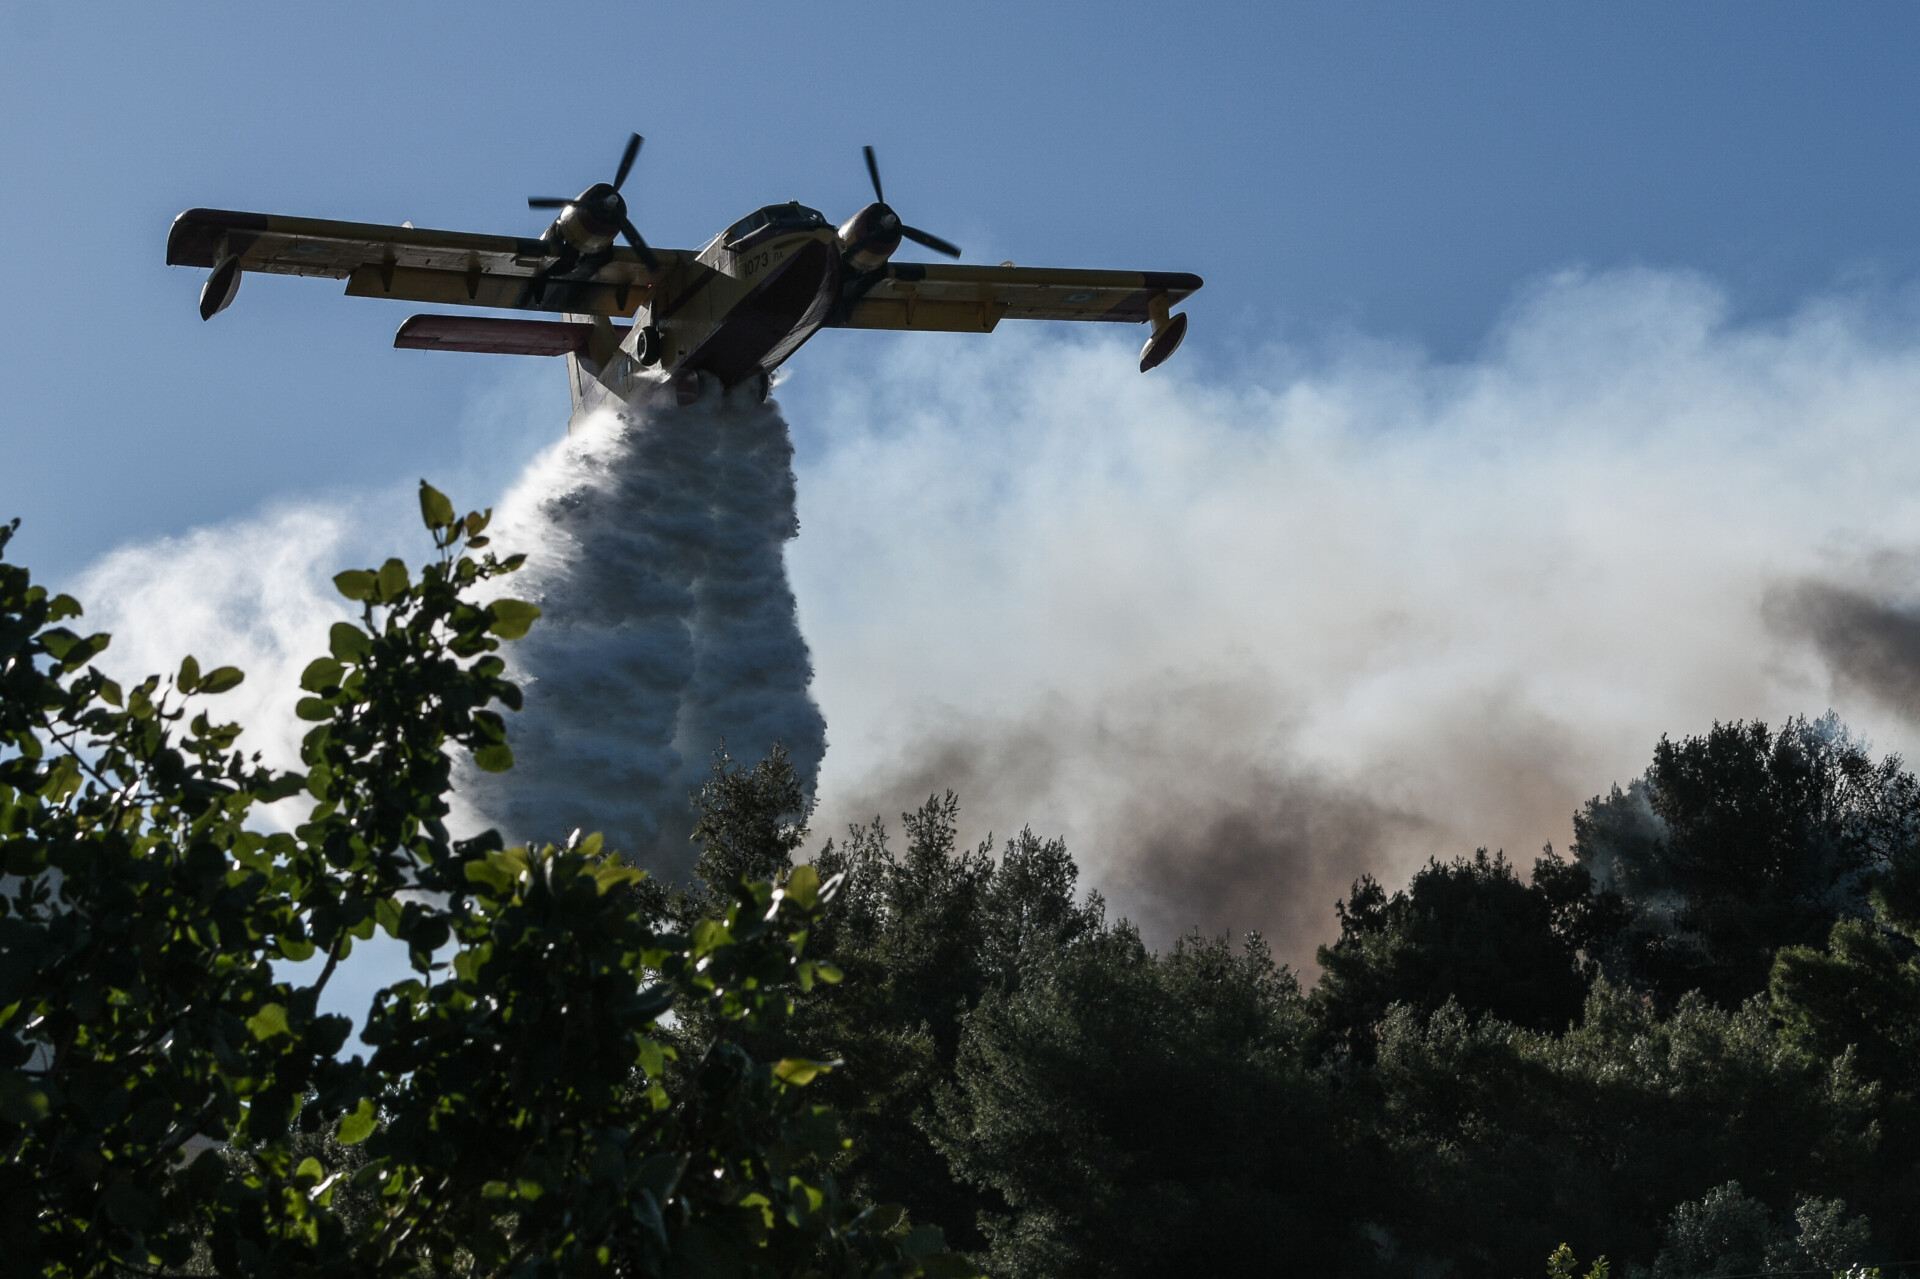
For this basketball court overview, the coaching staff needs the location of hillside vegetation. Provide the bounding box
[6,492,1917,1277]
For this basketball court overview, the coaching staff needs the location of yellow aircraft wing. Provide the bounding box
[166,208,675,318]
[831,263,1204,333]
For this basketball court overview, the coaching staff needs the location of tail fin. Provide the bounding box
[561,312,627,429]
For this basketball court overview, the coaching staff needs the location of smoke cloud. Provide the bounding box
[74,500,376,780]
[1767,566,1920,723]
[835,678,1433,959]
[786,269,1920,966]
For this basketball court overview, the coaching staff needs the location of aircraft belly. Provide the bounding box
[677,237,839,387]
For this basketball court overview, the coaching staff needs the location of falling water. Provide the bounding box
[465,385,826,873]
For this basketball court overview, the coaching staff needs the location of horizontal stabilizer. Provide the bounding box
[394,314,629,356]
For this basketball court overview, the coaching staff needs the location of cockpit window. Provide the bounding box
[726,211,769,242]
[724,203,827,249]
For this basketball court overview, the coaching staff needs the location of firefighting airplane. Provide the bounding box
[167,135,1202,414]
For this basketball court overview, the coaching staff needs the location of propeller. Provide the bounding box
[528,133,659,270]
[613,130,642,189]
[859,145,961,259]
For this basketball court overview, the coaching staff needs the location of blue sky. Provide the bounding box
[5,1,1920,581]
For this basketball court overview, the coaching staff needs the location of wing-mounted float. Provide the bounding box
[167,135,1202,412]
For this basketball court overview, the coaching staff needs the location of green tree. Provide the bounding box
[933,926,1357,1278]
[1312,848,1620,1061]
[1772,920,1920,1095]
[1353,984,1879,1276]
[789,796,1107,1252]
[0,492,973,1279]
[1770,898,1920,1259]
[1574,715,1920,1007]
[1635,1180,1873,1278]
[688,745,812,896]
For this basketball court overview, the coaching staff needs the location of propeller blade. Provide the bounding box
[622,219,660,272]
[900,224,962,258]
[614,133,643,190]
[528,197,571,209]
[863,145,884,203]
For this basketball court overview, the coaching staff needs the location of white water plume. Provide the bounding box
[71,384,826,880]
[463,387,826,870]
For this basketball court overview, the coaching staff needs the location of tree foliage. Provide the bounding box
[1635,1180,1874,1279]
[696,790,1108,1255]
[1312,847,1621,1059]
[0,493,972,1279]
[1356,984,1879,1273]
[1575,714,1920,1007]
[776,773,1919,1276]
[934,927,1353,1277]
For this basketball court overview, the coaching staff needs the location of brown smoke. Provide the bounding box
[809,679,1606,973]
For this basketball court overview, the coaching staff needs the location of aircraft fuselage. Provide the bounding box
[562,201,887,417]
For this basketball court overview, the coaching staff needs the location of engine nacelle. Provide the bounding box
[546,182,622,257]
[837,202,903,273]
